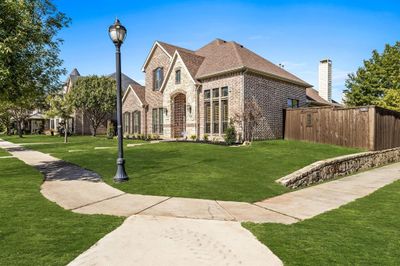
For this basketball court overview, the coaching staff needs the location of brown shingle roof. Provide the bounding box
[306,87,341,106]
[157,41,194,57]
[155,39,311,87]
[177,50,204,80]
[129,83,147,105]
[195,39,311,87]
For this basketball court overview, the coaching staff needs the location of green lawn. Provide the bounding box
[244,180,400,265]
[0,149,123,265]
[1,135,360,202]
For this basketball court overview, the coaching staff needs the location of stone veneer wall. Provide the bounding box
[199,72,244,140]
[277,147,400,188]
[163,56,197,138]
[244,72,307,139]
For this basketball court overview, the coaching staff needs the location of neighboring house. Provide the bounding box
[122,38,311,140]
[51,68,139,135]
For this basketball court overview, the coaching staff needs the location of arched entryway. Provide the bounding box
[172,93,186,138]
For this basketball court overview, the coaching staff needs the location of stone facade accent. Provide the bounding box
[162,55,197,138]
[244,72,306,139]
[277,147,400,188]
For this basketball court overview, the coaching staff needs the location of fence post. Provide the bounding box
[368,106,376,151]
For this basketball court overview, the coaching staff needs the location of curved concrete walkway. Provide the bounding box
[1,138,400,265]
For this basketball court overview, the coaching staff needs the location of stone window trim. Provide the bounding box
[204,86,229,136]
[153,67,164,91]
[175,68,181,84]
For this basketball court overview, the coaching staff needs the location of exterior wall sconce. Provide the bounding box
[187,104,192,114]
[164,108,168,116]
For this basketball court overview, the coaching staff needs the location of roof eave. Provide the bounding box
[196,66,311,87]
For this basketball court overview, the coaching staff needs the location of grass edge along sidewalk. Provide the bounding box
[0,148,123,266]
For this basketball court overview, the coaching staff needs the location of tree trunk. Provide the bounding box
[92,124,97,137]
[64,119,68,143]
[17,120,23,138]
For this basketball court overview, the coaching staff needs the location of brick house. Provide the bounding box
[59,68,139,135]
[122,38,311,140]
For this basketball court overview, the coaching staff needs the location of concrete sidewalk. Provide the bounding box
[2,139,399,223]
[2,138,400,266]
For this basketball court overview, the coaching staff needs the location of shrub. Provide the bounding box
[190,135,197,141]
[204,134,209,142]
[224,123,237,145]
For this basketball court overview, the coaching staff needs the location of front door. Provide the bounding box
[172,93,186,138]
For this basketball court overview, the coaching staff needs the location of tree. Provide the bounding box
[233,99,263,142]
[45,94,73,143]
[344,42,400,108]
[0,100,12,134]
[0,0,70,99]
[69,76,116,136]
[8,95,37,137]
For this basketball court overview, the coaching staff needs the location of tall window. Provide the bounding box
[287,98,299,108]
[222,100,228,133]
[123,112,131,133]
[205,102,211,133]
[175,69,181,84]
[152,108,164,134]
[204,87,229,135]
[152,109,158,133]
[132,111,141,134]
[158,108,164,134]
[153,67,164,90]
[213,100,220,134]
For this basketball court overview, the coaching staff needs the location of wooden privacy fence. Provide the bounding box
[284,106,400,150]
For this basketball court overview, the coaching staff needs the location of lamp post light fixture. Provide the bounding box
[108,18,129,182]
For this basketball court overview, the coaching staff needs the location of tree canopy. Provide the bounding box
[0,0,70,100]
[344,42,400,111]
[69,76,116,136]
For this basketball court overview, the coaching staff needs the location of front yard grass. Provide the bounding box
[244,180,400,265]
[0,149,124,265]
[1,135,360,202]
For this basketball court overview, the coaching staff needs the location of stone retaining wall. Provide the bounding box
[277,147,400,188]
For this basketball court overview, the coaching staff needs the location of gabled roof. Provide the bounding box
[159,50,204,91]
[141,41,195,72]
[194,39,311,87]
[107,72,140,93]
[157,41,194,56]
[122,83,147,106]
[144,38,312,88]
[176,50,204,80]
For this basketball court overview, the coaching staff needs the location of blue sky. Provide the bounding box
[55,0,400,102]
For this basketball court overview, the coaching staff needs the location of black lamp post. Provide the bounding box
[108,18,129,182]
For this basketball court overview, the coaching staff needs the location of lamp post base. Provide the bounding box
[113,158,129,183]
